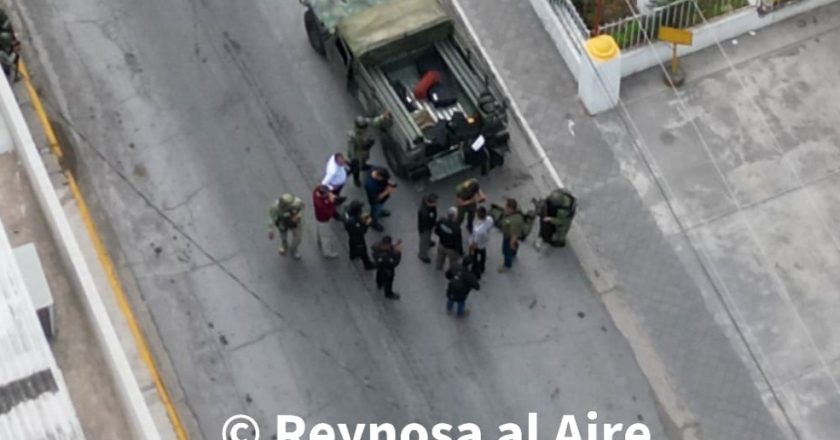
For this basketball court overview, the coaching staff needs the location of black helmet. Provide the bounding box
[348,200,364,216]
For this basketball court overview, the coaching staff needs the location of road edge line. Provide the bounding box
[448,0,616,294]
[18,59,188,440]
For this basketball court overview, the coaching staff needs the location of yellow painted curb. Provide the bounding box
[19,59,189,440]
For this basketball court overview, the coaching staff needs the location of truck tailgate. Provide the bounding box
[427,149,470,181]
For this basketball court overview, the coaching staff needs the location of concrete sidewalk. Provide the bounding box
[0,119,132,436]
[6,53,180,438]
[451,0,816,438]
[609,4,840,439]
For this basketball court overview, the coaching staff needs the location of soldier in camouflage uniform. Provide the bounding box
[534,189,576,249]
[0,9,19,81]
[498,198,526,273]
[268,194,305,259]
[454,178,485,234]
[347,112,390,187]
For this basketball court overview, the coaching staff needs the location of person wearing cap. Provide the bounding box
[343,200,375,270]
[434,207,463,271]
[312,185,340,258]
[321,153,349,195]
[372,235,402,300]
[363,165,396,232]
[347,112,391,187]
[268,193,304,259]
[455,178,486,234]
[416,193,438,263]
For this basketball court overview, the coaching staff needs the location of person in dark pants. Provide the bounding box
[498,198,526,273]
[363,166,396,232]
[454,178,485,234]
[434,207,463,271]
[347,113,390,187]
[417,193,438,263]
[343,200,375,270]
[468,206,493,279]
[372,236,402,300]
[445,259,480,317]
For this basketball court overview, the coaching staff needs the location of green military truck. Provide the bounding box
[299,0,510,181]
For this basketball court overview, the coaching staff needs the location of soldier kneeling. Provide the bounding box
[534,189,577,249]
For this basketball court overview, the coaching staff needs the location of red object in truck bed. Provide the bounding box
[413,70,441,100]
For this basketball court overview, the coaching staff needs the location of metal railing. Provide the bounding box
[758,0,800,13]
[595,0,751,49]
[550,0,591,52]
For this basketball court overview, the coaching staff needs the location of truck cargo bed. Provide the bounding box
[366,38,481,146]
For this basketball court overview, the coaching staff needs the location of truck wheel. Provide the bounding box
[381,134,408,179]
[304,9,326,56]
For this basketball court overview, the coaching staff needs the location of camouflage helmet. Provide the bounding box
[280,193,295,205]
[0,32,12,46]
[547,189,573,209]
[354,116,369,129]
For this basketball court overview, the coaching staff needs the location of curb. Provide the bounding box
[447,0,616,295]
[2,65,164,439]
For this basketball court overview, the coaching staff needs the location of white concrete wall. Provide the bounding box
[0,75,162,439]
[619,0,840,77]
[532,0,840,81]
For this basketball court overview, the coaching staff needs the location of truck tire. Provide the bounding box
[304,9,326,56]
[381,133,408,179]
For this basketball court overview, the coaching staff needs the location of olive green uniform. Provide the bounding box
[269,194,304,257]
[0,12,17,80]
[455,178,481,232]
[347,113,388,186]
[499,210,526,269]
[538,189,575,247]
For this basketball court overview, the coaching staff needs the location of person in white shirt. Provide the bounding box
[468,206,493,279]
[321,153,348,195]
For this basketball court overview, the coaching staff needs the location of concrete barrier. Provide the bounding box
[0,74,162,439]
[530,0,839,110]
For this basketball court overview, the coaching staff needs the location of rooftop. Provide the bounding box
[0,94,132,437]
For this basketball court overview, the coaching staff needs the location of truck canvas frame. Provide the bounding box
[300,0,510,181]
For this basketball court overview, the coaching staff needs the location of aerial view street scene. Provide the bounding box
[0,0,838,439]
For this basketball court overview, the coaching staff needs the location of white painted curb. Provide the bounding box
[0,75,162,439]
[449,0,617,294]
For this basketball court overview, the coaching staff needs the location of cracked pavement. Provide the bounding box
[12,0,667,438]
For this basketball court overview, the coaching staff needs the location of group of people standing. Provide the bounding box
[268,113,576,317]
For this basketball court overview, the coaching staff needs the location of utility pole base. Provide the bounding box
[663,65,686,87]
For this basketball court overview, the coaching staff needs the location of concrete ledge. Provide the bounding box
[530,0,839,80]
[620,0,839,77]
[0,74,162,439]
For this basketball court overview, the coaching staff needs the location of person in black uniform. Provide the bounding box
[434,207,463,271]
[445,259,481,317]
[343,200,375,270]
[372,235,402,300]
[417,193,438,263]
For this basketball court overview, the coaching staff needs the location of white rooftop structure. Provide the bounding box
[0,217,85,439]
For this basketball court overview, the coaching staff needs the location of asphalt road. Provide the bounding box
[15,0,666,438]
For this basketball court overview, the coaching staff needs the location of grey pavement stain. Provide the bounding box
[17,0,678,438]
[450,0,840,438]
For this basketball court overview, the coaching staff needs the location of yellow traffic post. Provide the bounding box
[657,26,693,86]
